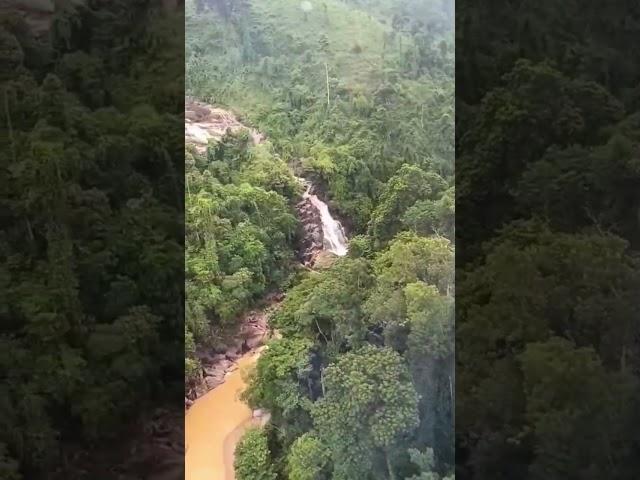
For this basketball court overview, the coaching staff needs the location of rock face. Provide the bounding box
[185,298,280,407]
[185,97,264,152]
[296,188,325,266]
[295,179,346,267]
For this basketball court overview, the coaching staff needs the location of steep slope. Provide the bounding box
[185,1,455,478]
[184,103,352,480]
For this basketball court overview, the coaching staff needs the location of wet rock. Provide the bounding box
[194,382,208,398]
[205,372,224,390]
[203,359,230,377]
[295,193,326,267]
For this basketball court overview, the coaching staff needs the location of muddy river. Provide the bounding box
[185,349,263,480]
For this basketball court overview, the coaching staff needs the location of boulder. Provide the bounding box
[194,382,208,398]
[203,359,230,377]
[205,374,223,390]
[225,351,240,362]
[311,229,322,243]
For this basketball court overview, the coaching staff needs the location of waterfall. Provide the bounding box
[299,178,349,256]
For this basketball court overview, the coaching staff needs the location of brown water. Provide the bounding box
[185,350,262,480]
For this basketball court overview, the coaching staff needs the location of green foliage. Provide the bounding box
[234,428,278,480]
[312,346,419,478]
[372,232,453,294]
[287,433,331,480]
[185,131,299,365]
[456,3,640,471]
[185,1,454,479]
[519,338,636,479]
[186,0,453,230]
[401,186,454,239]
[243,338,314,441]
[369,164,448,244]
[404,282,453,360]
[405,447,453,480]
[347,234,374,259]
[364,234,454,460]
[1,3,184,476]
[0,443,21,480]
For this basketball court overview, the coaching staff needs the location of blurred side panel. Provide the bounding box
[456,1,640,479]
[0,1,185,479]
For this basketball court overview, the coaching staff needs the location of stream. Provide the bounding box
[185,350,264,480]
[184,101,349,480]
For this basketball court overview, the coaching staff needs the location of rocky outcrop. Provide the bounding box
[296,188,325,266]
[185,293,283,408]
[185,98,264,152]
[295,179,347,267]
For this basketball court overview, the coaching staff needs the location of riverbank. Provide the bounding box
[185,293,282,408]
[185,349,265,480]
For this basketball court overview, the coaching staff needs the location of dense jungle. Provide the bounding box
[456,1,640,479]
[184,0,455,479]
[1,1,184,479]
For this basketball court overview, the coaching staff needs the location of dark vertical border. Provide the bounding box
[0,1,185,478]
[456,1,640,479]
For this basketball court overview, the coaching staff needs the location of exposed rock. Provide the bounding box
[314,250,339,269]
[185,297,286,408]
[185,98,264,153]
[296,192,325,266]
[205,375,223,390]
[203,359,230,376]
[194,382,208,399]
[225,351,240,362]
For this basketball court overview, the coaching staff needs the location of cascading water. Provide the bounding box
[299,178,348,256]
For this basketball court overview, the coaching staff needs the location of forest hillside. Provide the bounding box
[185,0,454,479]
